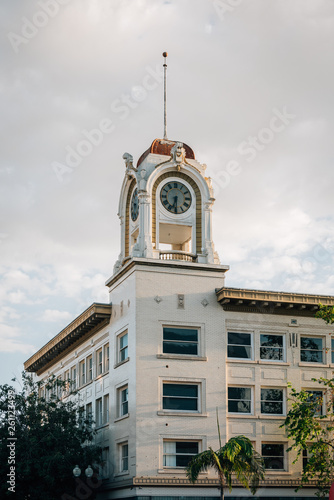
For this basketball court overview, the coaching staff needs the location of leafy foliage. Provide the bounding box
[316,303,334,325]
[282,378,334,498]
[186,435,265,500]
[0,372,102,500]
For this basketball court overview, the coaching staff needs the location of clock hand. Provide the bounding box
[173,195,178,213]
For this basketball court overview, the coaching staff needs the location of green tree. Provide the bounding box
[316,303,334,325]
[0,372,102,500]
[186,434,265,500]
[282,378,334,498]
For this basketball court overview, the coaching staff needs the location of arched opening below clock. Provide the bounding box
[158,223,192,253]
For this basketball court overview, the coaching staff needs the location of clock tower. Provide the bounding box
[114,138,221,274]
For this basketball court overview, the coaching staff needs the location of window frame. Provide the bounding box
[70,365,77,391]
[117,331,129,364]
[300,336,324,364]
[260,387,285,416]
[260,333,285,362]
[305,389,324,416]
[228,386,252,414]
[96,348,103,376]
[119,442,129,473]
[163,439,200,468]
[261,442,285,470]
[162,382,200,413]
[117,385,129,418]
[79,359,86,387]
[96,397,103,427]
[86,355,93,382]
[227,331,253,360]
[103,394,109,424]
[162,325,199,357]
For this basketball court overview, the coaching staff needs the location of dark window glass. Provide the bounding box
[163,441,199,467]
[163,384,198,411]
[228,387,251,413]
[261,389,284,414]
[227,332,252,359]
[262,443,284,470]
[260,334,284,361]
[306,390,323,416]
[300,337,323,363]
[163,327,198,355]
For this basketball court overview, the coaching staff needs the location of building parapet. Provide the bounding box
[216,287,334,316]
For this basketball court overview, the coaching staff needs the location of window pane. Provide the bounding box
[163,384,198,398]
[262,444,284,470]
[228,400,251,413]
[120,334,128,349]
[163,341,198,355]
[163,397,197,411]
[301,350,323,363]
[228,332,251,345]
[260,335,283,347]
[301,337,322,350]
[227,345,251,359]
[163,441,199,468]
[164,328,198,342]
[228,387,251,400]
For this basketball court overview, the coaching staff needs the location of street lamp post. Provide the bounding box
[72,464,96,499]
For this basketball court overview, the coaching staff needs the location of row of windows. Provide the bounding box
[116,440,287,472]
[228,332,333,364]
[42,334,129,397]
[80,384,129,429]
[228,387,323,416]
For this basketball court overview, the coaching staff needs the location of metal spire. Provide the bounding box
[163,52,168,140]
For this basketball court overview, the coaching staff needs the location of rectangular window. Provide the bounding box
[163,440,199,468]
[262,443,285,470]
[101,447,110,478]
[96,398,103,427]
[97,349,103,376]
[86,402,92,427]
[261,388,284,415]
[70,366,77,391]
[86,355,93,382]
[306,390,323,416]
[118,332,128,363]
[79,360,86,386]
[300,337,323,363]
[103,394,109,424]
[260,334,284,361]
[118,386,128,417]
[332,339,334,364]
[163,327,198,355]
[104,344,110,372]
[64,370,70,394]
[228,387,252,413]
[163,383,198,412]
[120,443,128,472]
[227,332,252,359]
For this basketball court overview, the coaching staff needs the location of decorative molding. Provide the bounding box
[131,476,319,488]
[216,287,334,316]
[154,295,163,303]
[201,298,209,307]
[24,303,112,374]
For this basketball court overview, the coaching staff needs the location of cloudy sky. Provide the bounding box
[1,0,334,385]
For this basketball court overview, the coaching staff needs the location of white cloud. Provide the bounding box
[39,309,72,323]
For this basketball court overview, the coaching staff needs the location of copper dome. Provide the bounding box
[137,138,195,167]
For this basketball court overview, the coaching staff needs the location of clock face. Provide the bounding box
[160,181,192,214]
[131,188,139,221]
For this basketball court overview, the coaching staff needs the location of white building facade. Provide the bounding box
[25,138,334,499]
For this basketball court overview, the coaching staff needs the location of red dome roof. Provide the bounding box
[137,138,195,167]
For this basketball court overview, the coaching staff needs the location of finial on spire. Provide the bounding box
[163,52,168,140]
